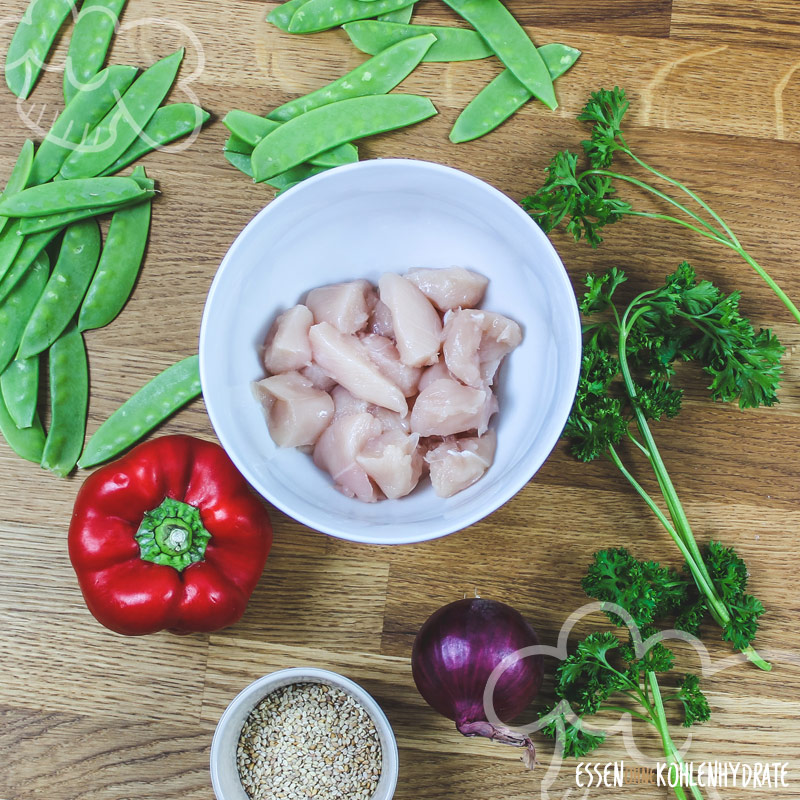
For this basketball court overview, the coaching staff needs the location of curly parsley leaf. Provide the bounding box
[672,674,711,727]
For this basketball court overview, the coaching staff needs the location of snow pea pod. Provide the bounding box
[19,175,155,234]
[41,321,88,476]
[31,65,138,186]
[252,94,436,181]
[451,43,581,143]
[0,177,148,218]
[59,48,185,179]
[0,388,45,463]
[224,134,252,155]
[0,230,58,302]
[63,0,128,104]
[267,0,311,31]
[343,22,493,62]
[78,354,202,468]
[5,0,78,99]
[441,0,557,110]
[1,356,39,429]
[288,0,417,34]
[223,111,358,168]
[18,218,101,359]
[224,150,254,178]
[224,150,332,189]
[0,140,35,236]
[267,33,436,121]
[78,166,151,331]
[100,104,211,175]
[378,4,414,22]
[0,220,27,285]
[0,228,60,305]
[0,251,49,375]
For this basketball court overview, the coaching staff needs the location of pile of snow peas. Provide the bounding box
[223,0,580,186]
[0,47,209,476]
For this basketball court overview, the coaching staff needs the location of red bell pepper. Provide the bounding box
[69,434,272,635]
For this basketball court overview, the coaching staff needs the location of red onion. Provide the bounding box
[411,597,544,768]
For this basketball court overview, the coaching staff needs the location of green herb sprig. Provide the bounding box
[541,550,712,800]
[521,87,800,325]
[565,262,781,669]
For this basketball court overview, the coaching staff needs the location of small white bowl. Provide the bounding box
[210,667,399,800]
[199,158,581,544]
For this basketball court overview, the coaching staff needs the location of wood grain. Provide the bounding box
[1,1,800,799]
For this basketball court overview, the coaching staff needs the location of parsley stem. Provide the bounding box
[625,210,730,246]
[736,247,800,325]
[597,705,655,725]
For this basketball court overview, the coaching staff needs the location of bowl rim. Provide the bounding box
[199,157,581,545]
[209,666,399,800]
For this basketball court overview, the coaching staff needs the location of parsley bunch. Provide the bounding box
[521,87,800,325]
[540,551,711,800]
[566,263,782,669]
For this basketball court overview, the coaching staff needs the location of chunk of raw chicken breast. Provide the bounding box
[309,322,407,414]
[418,361,452,391]
[313,412,383,502]
[425,430,497,498]
[262,304,313,374]
[305,280,372,335]
[410,377,496,437]
[405,267,489,312]
[252,372,333,448]
[330,385,369,418]
[369,300,394,338]
[300,362,336,392]
[360,333,422,397]
[356,430,424,499]
[442,309,522,388]
[378,272,442,368]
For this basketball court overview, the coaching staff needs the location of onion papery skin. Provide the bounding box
[411,598,544,730]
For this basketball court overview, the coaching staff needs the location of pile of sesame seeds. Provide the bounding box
[236,681,382,800]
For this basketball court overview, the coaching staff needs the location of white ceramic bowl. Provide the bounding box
[200,158,580,545]
[210,667,399,800]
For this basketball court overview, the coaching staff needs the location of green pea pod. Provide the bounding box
[1,356,39,429]
[0,228,60,305]
[100,104,211,175]
[5,0,78,99]
[288,0,417,34]
[0,140,35,236]
[223,111,358,169]
[41,322,88,476]
[342,22,492,62]
[59,48,185,179]
[451,44,581,143]
[267,33,436,121]
[18,219,101,360]
[63,0,128,104]
[268,163,330,190]
[0,387,45,463]
[441,0,557,110]
[267,0,312,31]
[31,65,138,186]
[378,4,414,22]
[0,177,149,218]
[224,134,253,155]
[0,251,49,374]
[78,354,202,468]
[224,150,254,178]
[78,166,151,331]
[0,220,27,285]
[252,94,437,182]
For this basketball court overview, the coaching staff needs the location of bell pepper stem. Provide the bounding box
[135,497,211,570]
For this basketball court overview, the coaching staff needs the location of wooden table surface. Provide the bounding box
[2,1,800,799]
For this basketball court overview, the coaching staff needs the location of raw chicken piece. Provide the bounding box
[305,280,372,335]
[360,333,423,397]
[371,406,411,433]
[252,372,333,448]
[378,272,442,368]
[356,430,424,499]
[300,362,336,392]
[313,412,383,502]
[309,322,408,414]
[442,309,522,388]
[330,385,369,418]
[425,430,497,498]
[410,378,496,437]
[369,300,394,338]
[418,361,452,391]
[405,267,489,312]
[262,304,313,374]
